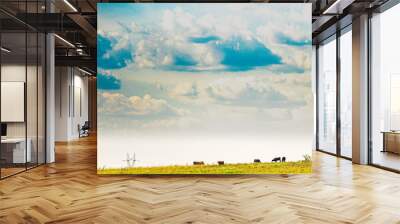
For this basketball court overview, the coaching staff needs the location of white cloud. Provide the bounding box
[169,82,198,99]
[162,8,199,36]
[206,74,312,108]
[98,92,185,117]
[256,24,311,71]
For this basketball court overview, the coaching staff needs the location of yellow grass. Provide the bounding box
[98,160,312,174]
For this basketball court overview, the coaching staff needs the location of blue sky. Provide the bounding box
[97,3,313,135]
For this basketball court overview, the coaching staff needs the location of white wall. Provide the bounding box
[1,65,39,137]
[55,67,89,141]
[1,63,47,164]
[55,66,70,141]
[72,73,89,138]
[1,65,26,81]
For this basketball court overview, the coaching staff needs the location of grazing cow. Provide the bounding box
[272,157,281,162]
[193,161,205,165]
[218,161,224,165]
[254,159,261,163]
[281,157,286,162]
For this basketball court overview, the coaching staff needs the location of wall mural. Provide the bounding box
[97,3,313,174]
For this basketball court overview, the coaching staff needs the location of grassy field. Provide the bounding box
[98,160,312,174]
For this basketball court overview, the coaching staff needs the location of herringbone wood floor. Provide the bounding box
[1,135,400,224]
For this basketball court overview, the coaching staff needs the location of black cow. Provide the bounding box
[193,161,205,165]
[254,159,261,163]
[272,157,281,162]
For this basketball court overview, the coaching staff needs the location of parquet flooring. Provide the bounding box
[0,167,26,178]
[1,135,400,223]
